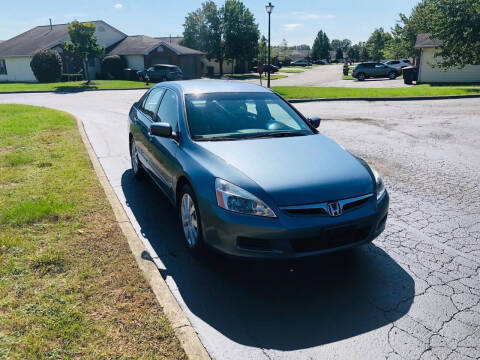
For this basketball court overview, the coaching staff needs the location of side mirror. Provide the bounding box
[308,116,321,128]
[150,122,174,138]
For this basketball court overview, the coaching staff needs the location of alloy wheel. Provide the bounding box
[181,193,199,248]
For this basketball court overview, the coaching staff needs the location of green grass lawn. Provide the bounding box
[279,69,304,73]
[0,80,152,93]
[0,105,185,359]
[272,84,480,99]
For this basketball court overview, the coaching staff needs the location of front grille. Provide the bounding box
[280,194,373,217]
[290,223,372,253]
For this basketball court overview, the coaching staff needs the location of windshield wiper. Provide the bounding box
[240,131,309,139]
[194,136,245,142]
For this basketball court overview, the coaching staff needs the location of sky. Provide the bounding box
[1,0,420,46]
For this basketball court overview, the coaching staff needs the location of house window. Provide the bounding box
[0,59,7,75]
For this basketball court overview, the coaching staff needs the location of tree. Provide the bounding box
[101,55,126,79]
[182,2,225,74]
[258,35,268,63]
[64,21,104,84]
[347,45,360,62]
[366,28,391,61]
[359,42,369,61]
[427,0,480,68]
[30,49,63,82]
[222,0,259,73]
[311,30,330,61]
[388,1,434,59]
[279,39,290,62]
[336,48,343,60]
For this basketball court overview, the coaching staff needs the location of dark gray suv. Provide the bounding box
[352,62,401,81]
[137,64,183,82]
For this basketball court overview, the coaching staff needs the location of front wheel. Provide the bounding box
[130,139,146,179]
[357,73,366,81]
[179,185,204,254]
[389,72,397,80]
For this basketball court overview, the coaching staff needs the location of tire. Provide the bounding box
[130,138,146,180]
[389,72,397,80]
[178,185,204,254]
[358,73,366,81]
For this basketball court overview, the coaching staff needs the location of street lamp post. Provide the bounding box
[265,2,274,88]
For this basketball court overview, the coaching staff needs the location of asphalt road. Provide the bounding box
[1,91,479,360]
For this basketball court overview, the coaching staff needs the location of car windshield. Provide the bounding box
[185,92,313,141]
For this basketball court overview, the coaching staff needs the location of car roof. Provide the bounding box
[157,80,272,95]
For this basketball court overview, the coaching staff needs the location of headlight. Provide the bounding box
[371,168,386,200]
[215,178,276,218]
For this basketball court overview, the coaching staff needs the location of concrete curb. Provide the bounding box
[75,117,210,360]
[288,94,480,103]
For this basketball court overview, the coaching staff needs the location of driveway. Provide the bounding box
[1,91,479,360]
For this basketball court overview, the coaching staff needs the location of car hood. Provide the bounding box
[198,134,374,206]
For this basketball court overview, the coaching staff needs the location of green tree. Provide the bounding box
[311,30,330,61]
[279,39,290,62]
[366,28,391,61]
[428,0,480,68]
[64,21,104,84]
[222,0,259,73]
[30,49,63,83]
[258,35,268,63]
[359,42,369,61]
[336,48,343,60]
[182,2,225,74]
[388,1,434,59]
[346,45,360,62]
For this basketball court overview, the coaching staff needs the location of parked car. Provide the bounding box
[313,60,328,65]
[383,59,411,70]
[252,64,279,73]
[291,60,312,66]
[137,64,183,82]
[129,80,389,258]
[352,62,401,81]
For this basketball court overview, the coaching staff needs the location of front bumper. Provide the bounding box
[199,192,389,259]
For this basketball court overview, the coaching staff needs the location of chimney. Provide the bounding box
[49,18,53,30]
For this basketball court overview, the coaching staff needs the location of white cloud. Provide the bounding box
[282,23,302,31]
[291,12,335,20]
[113,3,123,9]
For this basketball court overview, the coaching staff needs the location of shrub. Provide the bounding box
[30,49,63,82]
[101,55,127,79]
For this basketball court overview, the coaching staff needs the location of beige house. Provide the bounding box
[415,34,480,83]
[0,21,126,82]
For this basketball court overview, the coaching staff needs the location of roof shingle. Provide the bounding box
[415,33,442,49]
[107,35,203,56]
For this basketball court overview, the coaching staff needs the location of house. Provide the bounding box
[0,21,126,82]
[415,33,480,83]
[0,21,204,82]
[107,35,203,78]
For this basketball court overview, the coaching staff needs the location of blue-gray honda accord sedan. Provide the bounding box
[129,80,389,258]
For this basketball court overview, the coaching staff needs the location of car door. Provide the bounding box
[132,87,165,174]
[374,64,387,77]
[148,88,181,199]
